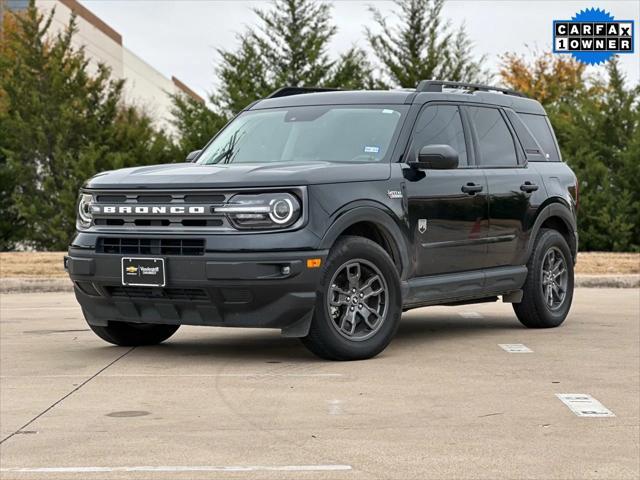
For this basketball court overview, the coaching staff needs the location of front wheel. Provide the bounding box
[301,236,402,360]
[514,228,574,328]
[88,320,179,346]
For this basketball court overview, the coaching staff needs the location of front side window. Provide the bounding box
[467,106,518,167]
[410,104,468,166]
[197,105,406,165]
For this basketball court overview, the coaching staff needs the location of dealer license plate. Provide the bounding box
[121,257,166,287]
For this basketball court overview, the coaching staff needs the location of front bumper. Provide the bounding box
[66,247,328,337]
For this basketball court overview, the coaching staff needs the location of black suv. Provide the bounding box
[66,80,578,360]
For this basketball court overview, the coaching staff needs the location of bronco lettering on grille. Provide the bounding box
[95,205,207,215]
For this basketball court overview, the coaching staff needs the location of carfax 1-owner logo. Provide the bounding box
[553,7,635,64]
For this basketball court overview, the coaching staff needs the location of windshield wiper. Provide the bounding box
[210,147,234,164]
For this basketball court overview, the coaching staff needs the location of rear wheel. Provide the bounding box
[514,228,574,328]
[301,236,402,360]
[88,321,179,346]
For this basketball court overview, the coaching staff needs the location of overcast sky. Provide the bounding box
[79,0,639,98]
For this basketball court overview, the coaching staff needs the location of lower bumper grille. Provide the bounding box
[97,238,205,256]
[106,286,209,301]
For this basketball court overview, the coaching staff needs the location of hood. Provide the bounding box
[84,161,391,190]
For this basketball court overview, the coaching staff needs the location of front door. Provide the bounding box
[404,104,489,277]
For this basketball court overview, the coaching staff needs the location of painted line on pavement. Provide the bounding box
[328,399,343,415]
[0,373,344,378]
[0,306,80,311]
[0,465,353,473]
[556,394,615,417]
[499,343,533,353]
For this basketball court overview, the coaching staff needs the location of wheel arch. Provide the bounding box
[527,199,578,263]
[319,205,410,280]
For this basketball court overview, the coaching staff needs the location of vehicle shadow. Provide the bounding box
[116,311,523,362]
[392,312,523,349]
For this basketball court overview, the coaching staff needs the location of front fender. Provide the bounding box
[319,203,411,280]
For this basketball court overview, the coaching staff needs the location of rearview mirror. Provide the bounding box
[412,144,459,170]
[185,150,202,163]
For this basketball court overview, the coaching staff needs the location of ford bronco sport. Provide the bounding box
[66,80,578,360]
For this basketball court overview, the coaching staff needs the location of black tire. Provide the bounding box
[514,228,574,328]
[88,321,179,346]
[301,236,402,360]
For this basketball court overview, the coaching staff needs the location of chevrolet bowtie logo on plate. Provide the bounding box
[125,266,138,274]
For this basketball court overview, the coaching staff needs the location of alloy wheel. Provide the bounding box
[540,246,568,311]
[327,259,388,341]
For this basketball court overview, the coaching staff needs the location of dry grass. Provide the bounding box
[1,252,68,278]
[575,252,640,275]
[1,251,638,278]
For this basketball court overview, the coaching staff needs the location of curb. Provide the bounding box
[574,274,639,289]
[1,275,639,294]
[1,278,73,294]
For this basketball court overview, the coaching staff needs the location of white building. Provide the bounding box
[6,0,203,134]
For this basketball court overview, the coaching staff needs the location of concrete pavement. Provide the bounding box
[0,289,638,479]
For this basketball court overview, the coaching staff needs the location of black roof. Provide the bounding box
[249,83,545,115]
[251,90,414,110]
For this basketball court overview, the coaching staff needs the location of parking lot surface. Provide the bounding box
[0,289,638,479]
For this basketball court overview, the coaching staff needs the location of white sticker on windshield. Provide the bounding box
[364,145,380,154]
[382,109,395,114]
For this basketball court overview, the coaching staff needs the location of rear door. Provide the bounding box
[464,105,535,267]
[404,103,489,277]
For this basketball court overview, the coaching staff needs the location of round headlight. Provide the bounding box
[269,198,294,224]
[77,193,93,226]
[216,192,301,229]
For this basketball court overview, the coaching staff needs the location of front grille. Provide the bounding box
[106,286,209,301]
[89,190,233,232]
[97,238,205,255]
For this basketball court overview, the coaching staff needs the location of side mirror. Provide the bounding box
[412,144,459,170]
[185,149,202,163]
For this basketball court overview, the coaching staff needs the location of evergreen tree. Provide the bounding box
[215,33,273,115]
[0,2,175,250]
[170,94,227,159]
[367,0,487,88]
[500,52,639,251]
[215,0,376,114]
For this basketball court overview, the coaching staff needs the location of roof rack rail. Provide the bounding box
[267,86,341,99]
[416,80,526,98]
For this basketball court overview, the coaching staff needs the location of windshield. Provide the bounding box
[197,105,406,165]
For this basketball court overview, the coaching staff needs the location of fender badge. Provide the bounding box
[387,190,402,199]
[418,219,427,234]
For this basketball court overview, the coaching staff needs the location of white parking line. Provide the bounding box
[556,394,616,417]
[499,343,533,353]
[0,306,80,311]
[0,373,344,378]
[0,465,352,473]
[328,399,343,415]
[459,311,483,319]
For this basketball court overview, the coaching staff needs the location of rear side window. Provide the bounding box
[410,105,468,166]
[467,106,518,167]
[519,113,561,162]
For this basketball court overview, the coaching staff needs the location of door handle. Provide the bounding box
[461,182,483,194]
[520,181,539,193]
